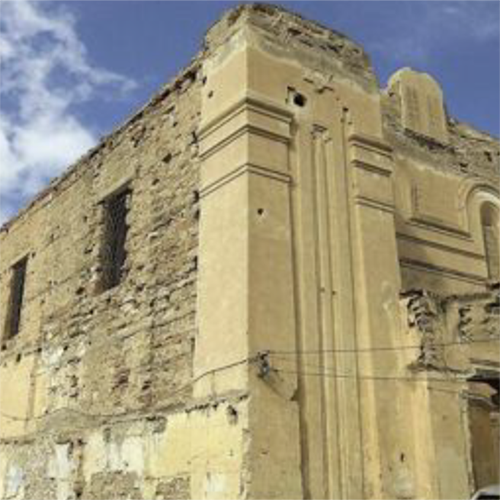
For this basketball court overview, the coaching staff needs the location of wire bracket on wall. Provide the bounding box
[255,350,271,378]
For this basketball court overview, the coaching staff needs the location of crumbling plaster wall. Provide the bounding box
[402,286,500,493]
[0,3,498,500]
[400,285,499,496]
[401,286,499,374]
[0,57,208,499]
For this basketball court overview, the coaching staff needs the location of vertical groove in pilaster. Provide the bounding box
[290,121,329,499]
[293,118,366,499]
[311,126,347,499]
[338,108,366,498]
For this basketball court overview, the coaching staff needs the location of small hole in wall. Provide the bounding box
[226,405,238,425]
[400,453,405,463]
[288,87,307,108]
[208,90,214,99]
[16,353,22,363]
[202,76,208,86]
[257,208,265,216]
[293,92,306,107]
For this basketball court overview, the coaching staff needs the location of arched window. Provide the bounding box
[481,203,499,280]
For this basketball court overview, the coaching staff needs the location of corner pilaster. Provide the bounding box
[193,40,302,499]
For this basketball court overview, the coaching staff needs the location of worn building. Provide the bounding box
[0,4,499,499]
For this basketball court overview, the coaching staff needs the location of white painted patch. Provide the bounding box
[107,440,121,472]
[393,464,414,499]
[42,346,64,367]
[121,436,144,475]
[205,472,226,495]
[5,464,24,499]
[47,443,74,500]
[82,432,107,481]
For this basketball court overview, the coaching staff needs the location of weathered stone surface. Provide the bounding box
[388,68,449,144]
[0,3,498,500]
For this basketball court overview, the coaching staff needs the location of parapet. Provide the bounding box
[203,3,378,90]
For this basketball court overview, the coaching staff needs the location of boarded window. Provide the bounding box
[100,189,130,291]
[4,257,28,340]
[481,204,499,281]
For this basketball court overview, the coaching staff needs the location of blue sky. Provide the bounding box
[0,1,499,224]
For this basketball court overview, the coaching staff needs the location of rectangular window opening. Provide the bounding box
[100,189,130,291]
[4,257,28,340]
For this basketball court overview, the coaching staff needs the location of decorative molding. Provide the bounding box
[348,133,393,156]
[396,232,484,260]
[200,163,291,199]
[355,196,395,214]
[406,218,471,240]
[348,133,394,183]
[199,92,293,194]
[400,258,486,285]
[199,93,293,163]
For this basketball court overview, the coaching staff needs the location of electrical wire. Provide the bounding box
[269,364,499,404]
[266,336,500,355]
[0,355,255,423]
[269,363,499,385]
[2,336,498,422]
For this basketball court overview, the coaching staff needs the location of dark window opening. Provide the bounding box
[481,203,499,281]
[100,189,130,291]
[4,257,28,340]
[468,372,500,490]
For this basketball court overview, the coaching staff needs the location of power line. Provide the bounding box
[267,336,500,355]
[5,336,497,384]
[273,368,462,383]
[0,355,255,423]
[271,353,474,373]
[272,362,500,399]
[271,366,499,385]
[3,336,498,422]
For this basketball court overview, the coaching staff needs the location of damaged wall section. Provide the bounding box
[0,52,208,499]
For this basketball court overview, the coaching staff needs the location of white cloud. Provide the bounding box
[0,0,137,225]
[369,2,499,65]
[436,2,499,43]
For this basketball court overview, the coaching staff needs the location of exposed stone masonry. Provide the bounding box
[0,3,498,499]
[382,89,500,183]
[0,50,202,500]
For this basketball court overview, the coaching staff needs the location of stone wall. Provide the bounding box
[0,57,203,499]
[0,3,498,500]
[400,285,499,495]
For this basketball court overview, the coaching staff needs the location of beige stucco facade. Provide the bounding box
[0,4,498,500]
